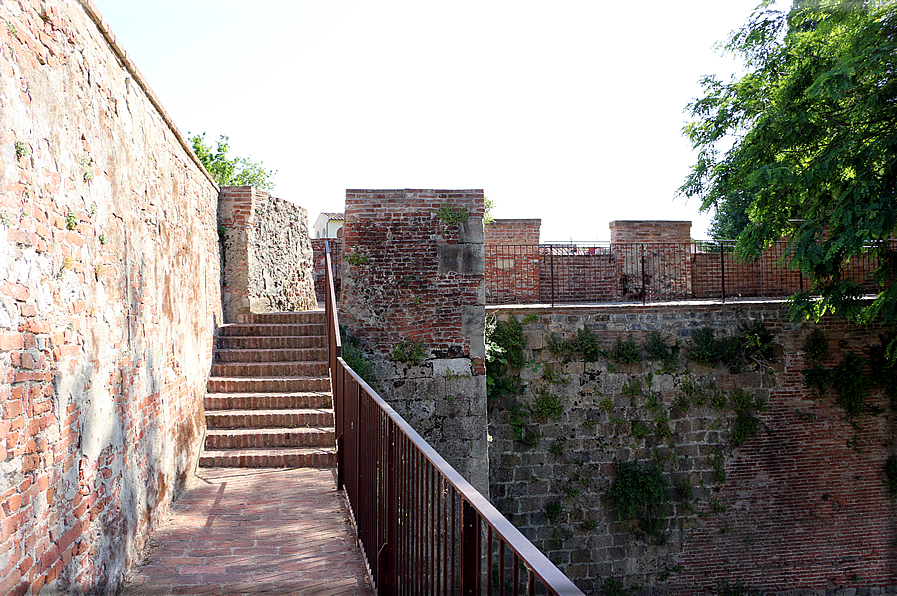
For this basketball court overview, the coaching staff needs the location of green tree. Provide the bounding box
[680,0,897,358]
[190,132,277,191]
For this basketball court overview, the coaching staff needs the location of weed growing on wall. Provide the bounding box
[390,340,426,366]
[344,251,370,266]
[546,327,604,362]
[611,334,641,364]
[603,460,671,542]
[532,389,563,420]
[729,387,766,446]
[15,141,28,159]
[687,322,776,372]
[65,208,78,230]
[437,203,469,225]
[340,325,377,387]
[545,501,563,523]
[486,315,526,400]
[508,401,540,447]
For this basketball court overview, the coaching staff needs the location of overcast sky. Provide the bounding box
[93,0,790,241]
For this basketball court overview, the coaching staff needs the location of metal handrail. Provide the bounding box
[323,241,583,596]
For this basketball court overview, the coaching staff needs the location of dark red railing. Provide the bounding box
[485,240,892,306]
[323,241,583,596]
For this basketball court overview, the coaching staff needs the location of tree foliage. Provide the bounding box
[681,0,897,357]
[190,132,277,191]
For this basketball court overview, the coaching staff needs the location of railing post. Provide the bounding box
[641,244,646,306]
[377,422,396,594]
[550,246,555,307]
[460,499,478,595]
[720,243,726,303]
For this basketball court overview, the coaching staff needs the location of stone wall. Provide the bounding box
[340,189,489,494]
[487,301,896,594]
[311,238,341,304]
[0,1,221,593]
[218,186,316,321]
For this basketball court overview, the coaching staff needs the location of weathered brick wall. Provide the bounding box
[311,238,341,304]
[218,186,316,321]
[487,302,896,594]
[1,1,221,593]
[485,219,541,245]
[609,220,692,244]
[340,189,489,494]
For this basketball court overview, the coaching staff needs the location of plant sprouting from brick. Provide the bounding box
[541,363,568,384]
[674,476,693,502]
[546,327,604,363]
[437,203,468,225]
[687,322,776,372]
[583,519,597,532]
[584,418,596,429]
[8,23,18,37]
[708,447,727,483]
[564,485,580,500]
[709,496,727,514]
[679,375,709,407]
[600,396,614,412]
[88,202,98,218]
[522,312,539,325]
[654,411,672,440]
[344,251,370,266]
[883,455,897,499]
[65,208,78,230]
[390,340,426,365]
[15,141,28,158]
[340,325,378,388]
[0,212,11,229]
[631,420,648,439]
[532,389,563,420]
[545,501,563,523]
[803,328,829,362]
[622,377,642,400]
[602,578,632,596]
[611,333,641,364]
[80,156,93,182]
[603,460,671,542]
[486,314,526,400]
[549,440,564,456]
[710,388,728,409]
[729,387,766,447]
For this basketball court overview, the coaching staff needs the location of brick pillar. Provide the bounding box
[218,186,317,322]
[341,189,489,495]
[609,220,693,300]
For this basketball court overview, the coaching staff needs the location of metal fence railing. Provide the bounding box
[323,241,583,596]
[485,240,893,306]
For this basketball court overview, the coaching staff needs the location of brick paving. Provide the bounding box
[123,468,373,595]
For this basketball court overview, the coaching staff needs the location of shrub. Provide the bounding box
[603,461,670,541]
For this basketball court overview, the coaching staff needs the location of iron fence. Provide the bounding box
[324,242,583,596]
[485,240,893,306]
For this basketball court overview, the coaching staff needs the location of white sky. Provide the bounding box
[93,0,790,241]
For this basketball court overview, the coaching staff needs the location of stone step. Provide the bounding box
[215,348,328,363]
[207,376,331,394]
[218,323,326,337]
[216,335,326,350]
[206,409,334,429]
[210,361,328,378]
[198,447,335,468]
[232,311,326,325]
[204,392,332,411]
[205,427,334,449]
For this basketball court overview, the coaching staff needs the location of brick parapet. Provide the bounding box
[485,219,541,245]
[486,300,896,594]
[340,189,489,494]
[609,220,692,244]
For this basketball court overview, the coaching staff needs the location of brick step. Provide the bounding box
[204,392,332,411]
[216,335,325,350]
[206,409,334,429]
[215,348,328,363]
[210,361,328,378]
[218,323,325,337]
[207,376,330,393]
[199,447,335,468]
[205,427,334,449]
[232,311,325,325]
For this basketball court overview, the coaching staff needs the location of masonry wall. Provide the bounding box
[218,186,316,321]
[340,189,489,494]
[485,218,541,245]
[311,238,341,304]
[0,1,221,594]
[487,302,896,595]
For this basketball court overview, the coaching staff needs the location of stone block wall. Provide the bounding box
[311,238,342,304]
[340,189,489,494]
[486,302,896,594]
[218,186,316,321]
[0,1,221,593]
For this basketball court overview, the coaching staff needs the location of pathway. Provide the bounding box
[123,467,373,595]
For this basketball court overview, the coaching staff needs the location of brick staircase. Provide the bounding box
[200,311,336,468]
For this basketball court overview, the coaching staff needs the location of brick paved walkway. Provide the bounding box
[123,468,373,595]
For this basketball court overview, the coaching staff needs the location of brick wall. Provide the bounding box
[218,187,317,321]
[340,189,489,494]
[486,301,896,594]
[609,220,692,244]
[311,238,341,304]
[485,219,541,245]
[0,1,221,593]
